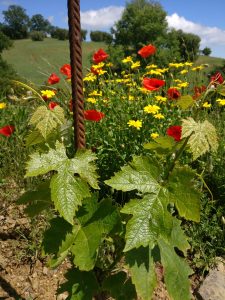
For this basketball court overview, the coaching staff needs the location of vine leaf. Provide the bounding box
[58,268,99,300]
[167,166,201,222]
[176,95,194,109]
[102,272,137,300]
[17,181,51,217]
[71,196,121,271]
[159,239,193,300]
[25,142,99,224]
[182,117,218,160]
[29,105,65,139]
[144,136,176,154]
[125,246,157,300]
[105,156,161,194]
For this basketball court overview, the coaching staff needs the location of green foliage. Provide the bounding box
[51,27,69,40]
[30,30,45,41]
[0,30,13,53]
[2,5,30,39]
[30,14,51,34]
[25,142,99,224]
[58,268,99,300]
[90,31,113,44]
[125,247,157,300]
[29,105,66,139]
[202,47,212,56]
[112,0,167,51]
[182,117,218,160]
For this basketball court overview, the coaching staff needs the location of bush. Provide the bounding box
[51,28,68,40]
[30,31,45,41]
[90,30,113,44]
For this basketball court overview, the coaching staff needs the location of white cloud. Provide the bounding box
[80,6,124,30]
[166,13,225,47]
[48,15,54,24]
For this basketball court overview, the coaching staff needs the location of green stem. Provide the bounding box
[163,135,190,182]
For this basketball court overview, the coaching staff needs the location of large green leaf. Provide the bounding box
[29,105,65,139]
[17,182,51,217]
[25,142,99,224]
[182,117,218,160]
[167,166,201,222]
[58,269,99,300]
[102,272,137,300]
[125,246,157,300]
[121,189,171,251]
[71,196,121,271]
[159,239,192,300]
[144,136,176,154]
[176,95,194,109]
[105,156,161,194]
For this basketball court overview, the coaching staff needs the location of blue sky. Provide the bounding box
[1,0,225,58]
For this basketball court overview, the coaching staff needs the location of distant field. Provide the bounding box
[2,38,106,85]
[2,38,225,85]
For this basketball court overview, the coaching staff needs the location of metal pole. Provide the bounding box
[67,0,86,150]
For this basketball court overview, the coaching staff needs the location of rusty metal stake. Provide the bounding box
[67,0,86,150]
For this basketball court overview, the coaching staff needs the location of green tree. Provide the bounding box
[30,14,51,34]
[112,0,168,51]
[2,5,30,39]
[202,47,212,56]
[174,30,201,61]
[0,30,13,53]
[90,31,113,44]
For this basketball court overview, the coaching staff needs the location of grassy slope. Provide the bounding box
[2,38,225,85]
[2,38,106,85]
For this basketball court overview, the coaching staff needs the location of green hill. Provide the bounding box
[2,38,225,85]
[2,38,106,85]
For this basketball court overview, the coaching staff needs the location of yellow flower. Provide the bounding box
[146,69,162,76]
[155,95,167,103]
[128,95,135,101]
[151,132,159,139]
[83,73,97,82]
[106,62,113,67]
[144,104,160,114]
[86,97,97,104]
[146,64,158,69]
[41,90,56,99]
[98,69,107,75]
[169,63,184,68]
[154,113,165,119]
[192,65,204,71]
[203,102,211,108]
[180,69,188,75]
[131,61,141,69]
[0,102,6,109]
[177,82,189,88]
[122,56,133,63]
[216,99,225,106]
[91,62,105,70]
[127,120,142,130]
[184,62,193,67]
[89,90,102,97]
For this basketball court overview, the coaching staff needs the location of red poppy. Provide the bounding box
[143,78,165,91]
[84,110,105,122]
[92,49,109,64]
[210,72,224,85]
[48,101,59,110]
[166,125,182,142]
[60,64,71,79]
[0,125,15,137]
[167,87,181,100]
[48,73,60,85]
[138,44,156,58]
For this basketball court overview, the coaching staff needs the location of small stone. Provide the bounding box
[43,266,48,275]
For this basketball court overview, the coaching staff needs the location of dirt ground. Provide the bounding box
[0,181,200,300]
